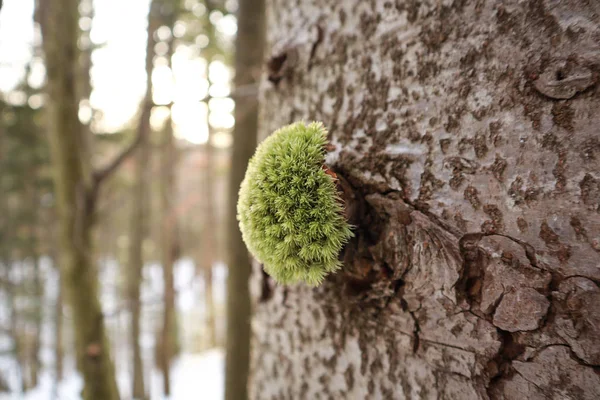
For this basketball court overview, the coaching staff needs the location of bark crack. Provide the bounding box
[409,309,420,353]
[513,370,551,399]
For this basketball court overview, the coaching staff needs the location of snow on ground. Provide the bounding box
[0,257,227,399]
[0,349,224,400]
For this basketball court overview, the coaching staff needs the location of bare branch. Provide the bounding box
[92,99,152,188]
[92,81,257,189]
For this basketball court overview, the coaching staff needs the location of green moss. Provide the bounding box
[237,121,353,286]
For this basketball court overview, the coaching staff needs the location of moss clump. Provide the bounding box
[237,121,353,286]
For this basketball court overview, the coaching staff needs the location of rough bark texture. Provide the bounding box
[250,0,600,398]
[225,0,266,398]
[41,0,120,398]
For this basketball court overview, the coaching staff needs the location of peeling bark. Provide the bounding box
[250,0,600,398]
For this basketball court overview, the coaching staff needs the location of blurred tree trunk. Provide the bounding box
[40,0,119,398]
[224,0,265,398]
[6,269,25,392]
[202,119,217,349]
[156,2,179,396]
[159,117,178,396]
[250,0,600,398]
[202,253,216,348]
[127,2,158,399]
[54,261,64,382]
[128,148,148,399]
[198,0,220,351]
[26,176,42,390]
[28,255,42,389]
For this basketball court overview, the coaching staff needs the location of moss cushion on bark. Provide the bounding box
[237,121,352,286]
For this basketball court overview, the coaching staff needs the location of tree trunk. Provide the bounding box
[26,176,42,390]
[157,3,179,396]
[250,0,600,399]
[127,2,158,398]
[54,263,64,383]
[225,0,265,398]
[128,118,149,400]
[6,269,25,392]
[128,100,150,400]
[203,256,216,348]
[29,256,42,389]
[202,125,217,349]
[40,0,119,399]
[159,117,178,397]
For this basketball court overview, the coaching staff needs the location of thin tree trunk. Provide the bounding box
[203,260,216,348]
[250,0,600,398]
[224,0,265,398]
[198,0,219,347]
[128,161,147,400]
[202,123,217,349]
[159,117,178,397]
[128,113,150,400]
[29,256,42,389]
[6,270,25,392]
[54,264,64,383]
[26,176,42,390]
[40,0,119,398]
[157,3,179,396]
[127,2,158,398]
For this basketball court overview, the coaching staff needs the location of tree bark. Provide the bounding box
[40,0,119,398]
[225,0,266,398]
[250,0,600,399]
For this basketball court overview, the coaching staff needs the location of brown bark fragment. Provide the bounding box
[492,288,550,332]
[513,346,600,400]
[554,277,600,365]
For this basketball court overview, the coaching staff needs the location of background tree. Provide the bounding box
[225,0,265,398]
[249,0,600,398]
[156,1,181,395]
[40,0,146,397]
[126,1,159,398]
[0,70,54,391]
[1,0,238,395]
[198,0,225,351]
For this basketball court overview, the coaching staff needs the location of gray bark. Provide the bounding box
[250,0,600,398]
